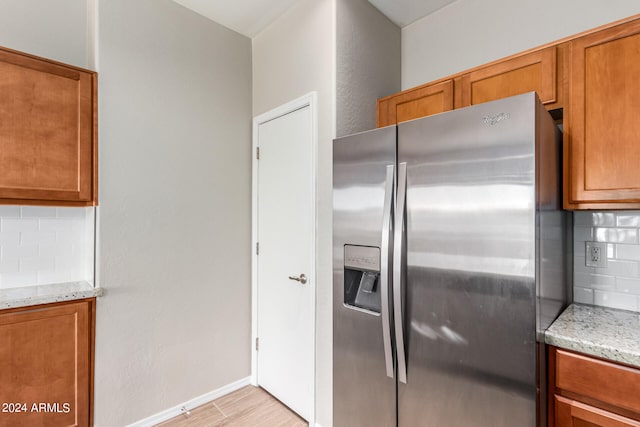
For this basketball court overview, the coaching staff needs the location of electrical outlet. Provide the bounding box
[585,241,608,268]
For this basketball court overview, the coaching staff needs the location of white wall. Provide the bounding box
[402,0,640,89]
[252,0,335,424]
[336,0,400,137]
[95,0,252,425]
[0,0,88,68]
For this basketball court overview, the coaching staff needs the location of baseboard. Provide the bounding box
[127,376,252,427]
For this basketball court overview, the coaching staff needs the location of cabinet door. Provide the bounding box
[556,396,640,427]
[0,46,97,206]
[565,20,640,208]
[0,300,94,427]
[460,46,559,108]
[377,80,454,127]
[554,348,640,415]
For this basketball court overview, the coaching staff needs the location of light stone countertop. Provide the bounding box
[545,303,640,368]
[0,281,103,310]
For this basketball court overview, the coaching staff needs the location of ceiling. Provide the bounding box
[367,0,458,27]
[173,0,458,38]
[173,0,301,38]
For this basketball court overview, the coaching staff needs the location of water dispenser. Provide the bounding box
[344,245,381,313]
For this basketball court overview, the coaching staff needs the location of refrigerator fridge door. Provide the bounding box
[397,93,553,426]
[333,126,396,427]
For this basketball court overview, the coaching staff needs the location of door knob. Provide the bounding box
[288,274,307,284]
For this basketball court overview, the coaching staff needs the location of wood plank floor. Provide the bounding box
[156,386,308,427]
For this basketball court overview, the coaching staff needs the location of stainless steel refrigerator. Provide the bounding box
[333,93,570,427]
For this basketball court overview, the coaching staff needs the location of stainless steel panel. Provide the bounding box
[535,99,569,427]
[535,98,569,334]
[397,93,562,427]
[333,126,396,427]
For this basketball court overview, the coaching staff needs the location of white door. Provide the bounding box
[254,95,315,422]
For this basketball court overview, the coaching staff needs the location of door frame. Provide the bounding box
[251,92,317,423]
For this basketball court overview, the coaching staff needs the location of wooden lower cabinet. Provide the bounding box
[549,346,640,427]
[556,395,640,427]
[0,299,95,427]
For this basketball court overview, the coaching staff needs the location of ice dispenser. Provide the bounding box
[344,245,381,313]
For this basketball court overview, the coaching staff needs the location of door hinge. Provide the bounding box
[256,147,260,160]
[255,337,259,351]
[256,242,259,255]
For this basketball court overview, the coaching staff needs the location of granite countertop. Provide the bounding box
[545,303,640,368]
[0,281,103,310]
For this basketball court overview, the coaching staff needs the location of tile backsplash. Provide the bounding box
[574,211,640,312]
[0,206,94,289]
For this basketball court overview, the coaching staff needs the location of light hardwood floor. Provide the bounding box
[156,386,308,427]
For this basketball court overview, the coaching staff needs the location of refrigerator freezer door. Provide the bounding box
[333,126,396,427]
[398,93,544,426]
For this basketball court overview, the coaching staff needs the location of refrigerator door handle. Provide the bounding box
[393,162,408,384]
[380,164,395,379]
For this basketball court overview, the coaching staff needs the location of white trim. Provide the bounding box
[126,377,251,427]
[251,92,318,425]
[87,0,99,71]
[93,206,100,289]
[89,0,99,290]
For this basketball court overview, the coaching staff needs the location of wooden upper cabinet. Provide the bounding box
[459,45,562,109]
[376,44,565,128]
[0,299,95,427]
[377,79,454,127]
[0,46,97,206]
[565,19,640,209]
